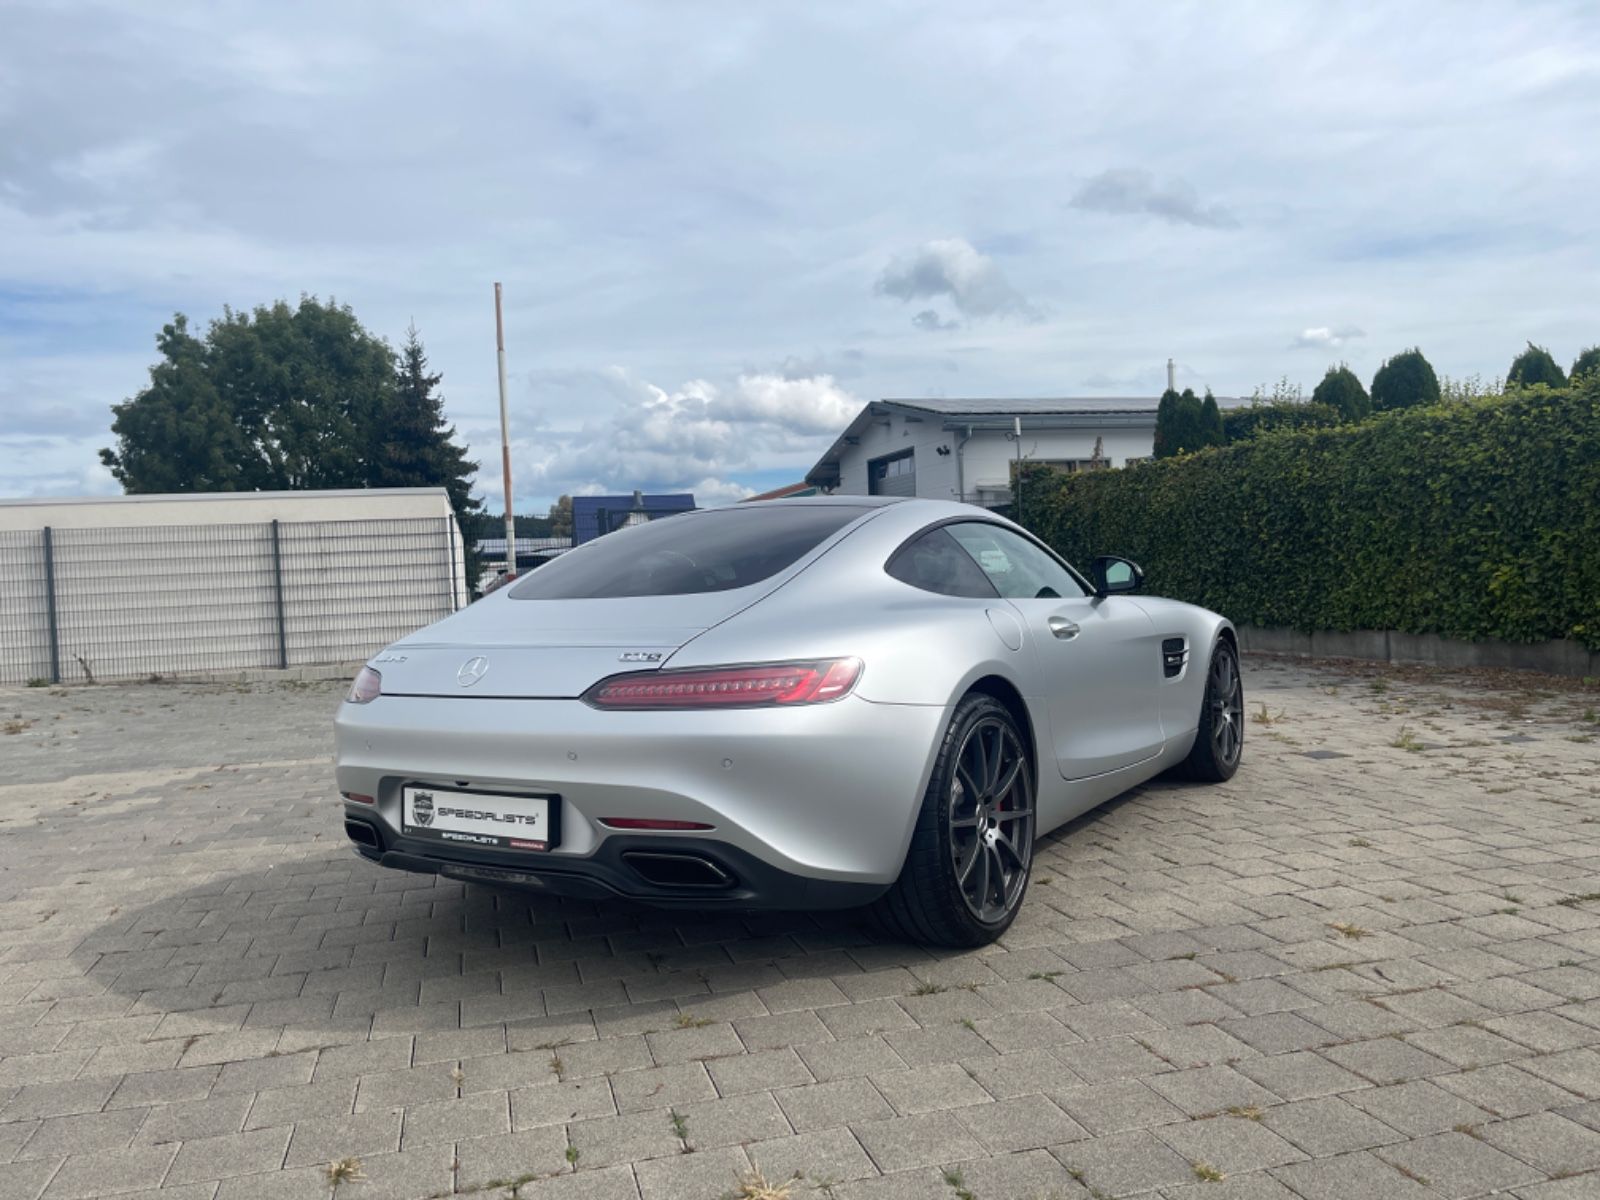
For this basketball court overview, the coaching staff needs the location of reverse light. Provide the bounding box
[584,657,862,710]
[346,666,382,704]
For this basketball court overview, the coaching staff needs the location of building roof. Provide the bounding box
[882,397,1163,416]
[805,397,1245,489]
[741,482,819,502]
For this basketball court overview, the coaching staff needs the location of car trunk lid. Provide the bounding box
[371,593,749,699]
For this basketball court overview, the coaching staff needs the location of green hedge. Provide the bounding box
[1221,399,1342,442]
[1018,380,1600,649]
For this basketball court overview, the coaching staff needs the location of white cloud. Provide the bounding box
[4,3,1600,508]
[707,373,861,435]
[508,369,862,500]
[1292,325,1367,350]
[876,238,1038,324]
[1070,169,1238,229]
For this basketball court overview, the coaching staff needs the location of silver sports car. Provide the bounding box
[335,497,1242,946]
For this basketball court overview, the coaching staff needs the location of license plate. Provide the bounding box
[401,786,556,851]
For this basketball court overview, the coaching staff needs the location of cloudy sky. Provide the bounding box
[3,2,1597,509]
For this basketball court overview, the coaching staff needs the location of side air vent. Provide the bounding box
[1161,638,1188,679]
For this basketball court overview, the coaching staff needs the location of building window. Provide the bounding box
[868,449,916,497]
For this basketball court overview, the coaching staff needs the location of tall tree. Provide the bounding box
[1573,345,1600,381]
[1156,388,1213,457]
[377,325,483,580]
[99,315,256,493]
[101,300,482,562]
[1370,347,1441,413]
[1153,388,1180,458]
[1310,364,1371,422]
[1507,342,1566,389]
[378,326,481,519]
[1201,390,1225,446]
[548,494,573,538]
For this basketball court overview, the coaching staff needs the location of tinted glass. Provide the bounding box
[947,523,1088,600]
[886,527,998,598]
[509,506,867,599]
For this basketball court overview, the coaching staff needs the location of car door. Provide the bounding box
[946,523,1165,780]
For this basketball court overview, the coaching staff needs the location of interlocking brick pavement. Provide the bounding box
[1,659,1599,1198]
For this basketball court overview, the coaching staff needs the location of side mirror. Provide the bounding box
[1090,555,1143,597]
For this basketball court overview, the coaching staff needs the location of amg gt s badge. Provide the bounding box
[618,651,664,663]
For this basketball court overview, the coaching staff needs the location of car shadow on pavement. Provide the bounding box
[66,855,958,1054]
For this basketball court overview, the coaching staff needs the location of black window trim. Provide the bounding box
[883,516,1096,599]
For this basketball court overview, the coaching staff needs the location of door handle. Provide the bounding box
[1048,616,1080,640]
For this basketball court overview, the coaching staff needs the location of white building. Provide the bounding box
[806,397,1200,507]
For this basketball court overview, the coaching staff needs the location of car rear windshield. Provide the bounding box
[508,506,869,599]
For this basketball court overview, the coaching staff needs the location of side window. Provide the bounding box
[886,527,998,598]
[946,523,1088,600]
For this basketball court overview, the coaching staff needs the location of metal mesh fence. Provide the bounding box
[0,517,460,685]
[0,530,52,685]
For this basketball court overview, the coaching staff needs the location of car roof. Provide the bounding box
[732,494,909,509]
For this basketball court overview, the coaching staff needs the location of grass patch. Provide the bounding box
[1557,893,1600,907]
[324,1158,365,1192]
[1192,1161,1226,1182]
[1027,970,1063,981]
[1224,1104,1264,1120]
[1330,922,1372,940]
[668,1107,690,1146]
[910,981,947,996]
[1348,837,1373,848]
[1390,726,1424,752]
[733,1165,793,1199]
[673,1012,713,1029]
[942,1168,976,1200]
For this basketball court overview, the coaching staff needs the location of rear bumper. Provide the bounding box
[341,815,888,909]
[333,693,947,903]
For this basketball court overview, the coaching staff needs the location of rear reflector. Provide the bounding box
[341,792,375,804]
[584,658,861,710]
[599,817,714,831]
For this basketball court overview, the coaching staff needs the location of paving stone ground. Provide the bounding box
[2,657,1599,1200]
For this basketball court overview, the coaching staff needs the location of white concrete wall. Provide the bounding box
[830,412,1155,504]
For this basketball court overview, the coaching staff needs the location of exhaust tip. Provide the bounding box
[344,819,380,849]
[621,851,734,889]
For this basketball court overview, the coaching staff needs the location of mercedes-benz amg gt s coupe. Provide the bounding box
[335,497,1243,946]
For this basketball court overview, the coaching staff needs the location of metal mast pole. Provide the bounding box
[494,282,516,578]
[1013,416,1023,525]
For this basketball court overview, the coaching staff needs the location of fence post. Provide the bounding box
[270,519,288,669]
[42,526,61,685]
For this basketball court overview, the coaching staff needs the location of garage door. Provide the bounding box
[869,450,916,497]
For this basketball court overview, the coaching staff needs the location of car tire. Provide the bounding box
[1181,638,1244,782]
[872,693,1035,948]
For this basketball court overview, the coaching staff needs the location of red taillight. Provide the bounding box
[584,658,862,710]
[342,792,375,804]
[347,666,382,704]
[599,818,714,831]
